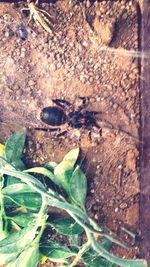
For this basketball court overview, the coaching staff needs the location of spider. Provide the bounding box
[34,97,102,140]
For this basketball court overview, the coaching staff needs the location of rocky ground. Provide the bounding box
[0,0,143,266]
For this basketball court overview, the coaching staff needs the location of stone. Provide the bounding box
[93,17,116,45]
[126,150,137,172]
[28,80,35,87]
[126,203,139,226]
[120,202,128,209]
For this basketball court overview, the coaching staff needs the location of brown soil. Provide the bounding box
[0,0,143,266]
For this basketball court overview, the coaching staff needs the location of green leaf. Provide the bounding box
[49,217,84,236]
[1,168,86,220]
[69,166,87,209]
[0,252,19,265]
[69,234,82,247]
[7,212,37,227]
[0,175,4,189]
[24,167,56,184]
[5,131,26,163]
[0,144,5,157]
[6,176,21,186]
[1,168,47,192]
[3,183,42,210]
[101,238,112,250]
[45,161,58,171]
[82,249,117,267]
[54,160,74,192]
[12,160,25,171]
[5,192,41,210]
[3,183,34,195]
[63,148,80,164]
[0,157,15,169]
[53,148,80,192]
[40,241,74,262]
[0,223,38,254]
[0,215,3,234]
[7,243,39,267]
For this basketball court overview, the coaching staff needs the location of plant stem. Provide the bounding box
[86,231,147,267]
[67,241,90,267]
[0,168,87,220]
[1,167,147,267]
[0,168,134,248]
[34,194,48,244]
[88,217,135,249]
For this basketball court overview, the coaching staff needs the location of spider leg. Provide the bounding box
[92,120,101,129]
[88,125,102,143]
[90,111,101,115]
[56,130,68,138]
[32,127,60,132]
[92,119,102,135]
[77,96,89,105]
[88,130,92,141]
[75,96,89,111]
[52,99,71,109]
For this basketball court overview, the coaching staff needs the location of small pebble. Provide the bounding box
[120,202,128,209]
[28,80,35,87]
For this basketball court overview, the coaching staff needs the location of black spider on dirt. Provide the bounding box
[34,97,102,140]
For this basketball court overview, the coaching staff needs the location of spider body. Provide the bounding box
[41,106,66,126]
[36,98,102,140]
[40,99,100,128]
[67,111,96,129]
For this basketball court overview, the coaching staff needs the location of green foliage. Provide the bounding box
[53,148,79,192]
[82,248,117,267]
[0,132,147,267]
[7,243,39,267]
[4,131,26,164]
[49,217,84,236]
[69,166,87,209]
[7,211,37,227]
[40,241,75,262]
[3,183,42,210]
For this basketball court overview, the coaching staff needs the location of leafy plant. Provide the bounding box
[0,132,147,267]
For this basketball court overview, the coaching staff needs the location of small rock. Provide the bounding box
[77,64,83,70]
[120,202,128,209]
[28,80,35,87]
[99,5,107,14]
[120,78,131,90]
[49,64,56,71]
[126,203,139,226]
[126,150,137,171]
[89,77,93,83]
[113,103,118,109]
[16,88,24,97]
[56,62,62,69]
[80,75,86,83]
[93,17,116,45]
[20,52,26,58]
[5,31,10,37]
[82,41,88,47]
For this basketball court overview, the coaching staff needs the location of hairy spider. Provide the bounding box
[34,97,102,140]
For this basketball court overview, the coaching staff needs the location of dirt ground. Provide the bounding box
[0,0,143,266]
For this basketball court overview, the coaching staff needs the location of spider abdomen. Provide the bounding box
[40,106,66,126]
